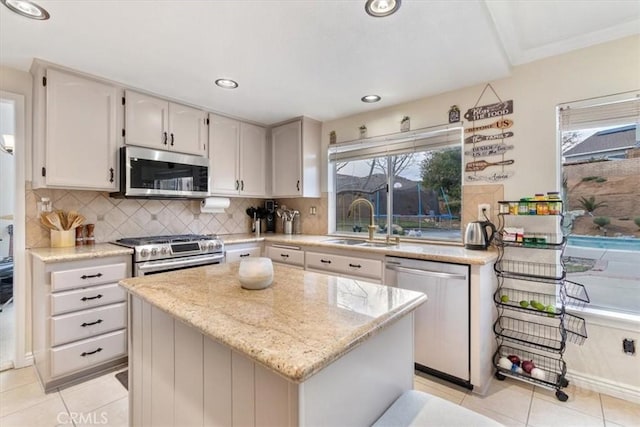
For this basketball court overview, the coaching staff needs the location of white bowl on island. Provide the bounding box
[238,257,274,290]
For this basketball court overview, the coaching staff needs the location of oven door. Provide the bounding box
[135,253,224,276]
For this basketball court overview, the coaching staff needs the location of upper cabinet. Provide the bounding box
[271,117,321,198]
[124,90,207,157]
[209,114,266,197]
[32,68,119,190]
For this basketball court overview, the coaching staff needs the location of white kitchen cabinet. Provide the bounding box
[125,90,207,156]
[225,242,262,263]
[33,67,119,190]
[266,244,304,268]
[31,253,131,392]
[306,250,383,282]
[209,114,266,196]
[271,117,321,198]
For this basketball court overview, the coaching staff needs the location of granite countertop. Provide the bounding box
[222,234,498,265]
[30,243,133,263]
[119,262,426,383]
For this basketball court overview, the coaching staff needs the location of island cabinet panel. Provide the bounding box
[128,293,414,426]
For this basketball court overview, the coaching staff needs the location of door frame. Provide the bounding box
[1,90,28,368]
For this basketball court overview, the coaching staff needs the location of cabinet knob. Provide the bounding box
[81,347,103,357]
[109,168,114,183]
[170,133,174,146]
[235,180,239,190]
[163,132,168,145]
[320,259,331,264]
[240,180,244,191]
[296,180,300,191]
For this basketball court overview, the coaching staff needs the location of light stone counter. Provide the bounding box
[30,243,133,263]
[119,261,426,383]
[221,233,497,265]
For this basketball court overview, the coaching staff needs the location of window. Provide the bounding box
[558,92,640,316]
[330,125,463,242]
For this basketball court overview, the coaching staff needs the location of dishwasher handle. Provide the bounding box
[386,264,467,280]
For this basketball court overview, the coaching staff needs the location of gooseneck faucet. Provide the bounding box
[347,198,377,241]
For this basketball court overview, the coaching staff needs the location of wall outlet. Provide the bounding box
[478,204,491,221]
[310,206,317,215]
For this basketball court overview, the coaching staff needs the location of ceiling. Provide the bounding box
[1,1,638,125]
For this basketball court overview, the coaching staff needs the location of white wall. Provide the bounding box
[321,35,640,199]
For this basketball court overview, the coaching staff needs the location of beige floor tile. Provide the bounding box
[413,373,469,404]
[528,397,605,427]
[76,396,128,427]
[459,402,526,427]
[534,383,603,419]
[59,373,128,415]
[460,377,533,424]
[601,394,640,427]
[0,393,68,427]
[605,421,626,427]
[0,381,56,417]
[0,366,38,393]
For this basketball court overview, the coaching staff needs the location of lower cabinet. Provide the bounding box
[306,250,383,283]
[265,244,305,269]
[225,242,262,263]
[31,254,131,392]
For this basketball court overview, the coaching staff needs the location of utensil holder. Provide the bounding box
[284,219,293,235]
[51,230,75,248]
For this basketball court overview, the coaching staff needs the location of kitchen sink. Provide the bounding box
[323,238,394,248]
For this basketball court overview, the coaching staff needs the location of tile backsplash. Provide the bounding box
[25,184,330,248]
[26,183,264,248]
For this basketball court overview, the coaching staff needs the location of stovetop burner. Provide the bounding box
[116,234,217,246]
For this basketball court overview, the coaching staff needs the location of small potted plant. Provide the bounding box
[359,125,367,138]
[401,116,410,132]
[329,130,337,144]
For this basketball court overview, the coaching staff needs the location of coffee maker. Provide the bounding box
[265,200,276,233]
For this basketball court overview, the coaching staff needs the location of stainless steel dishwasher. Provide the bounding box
[385,256,471,389]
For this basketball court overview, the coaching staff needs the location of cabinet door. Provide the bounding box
[125,90,169,149]
[271,121,302,197]
[209,114,240,195]
[239,123,266,197]
[169,103,207,156]
[45,69,118,190]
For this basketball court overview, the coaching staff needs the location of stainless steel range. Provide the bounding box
[114,234,224,276]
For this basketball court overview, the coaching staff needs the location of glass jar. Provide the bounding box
[518,199,529,215]
[509,202,519,215]
[537,201,549,215]
[499,202,510,215]
[528,199,537,215]
[547,191,562,215]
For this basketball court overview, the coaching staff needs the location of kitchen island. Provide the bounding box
[119,262,426,426]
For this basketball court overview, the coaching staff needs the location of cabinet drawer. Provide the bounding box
[51,283,126,315]
[51,263,128,291]
[51,302,127,346]
[267,246,304,266]
[51,329,127,378]
[307,252,382,280]
[226,247,262,263]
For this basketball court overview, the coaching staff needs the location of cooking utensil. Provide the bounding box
[465,159,514,172]
[67,211,85,230]
[40,213,58,230]
[46,212,64,231]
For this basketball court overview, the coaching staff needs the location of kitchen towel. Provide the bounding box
[200,197,230,214]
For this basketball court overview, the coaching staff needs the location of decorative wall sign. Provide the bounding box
[448,105,460,123]
[465,159,515,172]
[466,171,515,182]
[465,143,514,158]
[329,131,337,144]
[464,100,513,121]
[464,132,514,144]
[464,119,513,133]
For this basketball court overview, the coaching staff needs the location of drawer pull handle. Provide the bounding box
[81,294,103,301]
[81,319,103,327]
[81,273,103,280]
[81,347,103,357]
[349,263,362,268]
[239,253,250,258]
[320,259,331,264]
[280,254,289,258]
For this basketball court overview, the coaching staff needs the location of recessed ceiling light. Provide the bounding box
[215,79,238,89]
[364,0,401,18]
[361,95,381,103]
[1,0,50,20]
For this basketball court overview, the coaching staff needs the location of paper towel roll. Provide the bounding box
[200,197,230,213]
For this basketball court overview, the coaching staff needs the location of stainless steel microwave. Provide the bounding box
[110,146,209,199]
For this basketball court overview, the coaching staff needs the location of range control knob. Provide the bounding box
[140,248,150,258]
[207,242,216,251]
[161,247,170,255]
[151,248,158,256]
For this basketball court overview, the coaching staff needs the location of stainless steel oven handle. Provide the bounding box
[137,254,224,273]
[385,265,467,280]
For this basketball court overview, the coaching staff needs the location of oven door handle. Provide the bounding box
[137,254,224,273]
